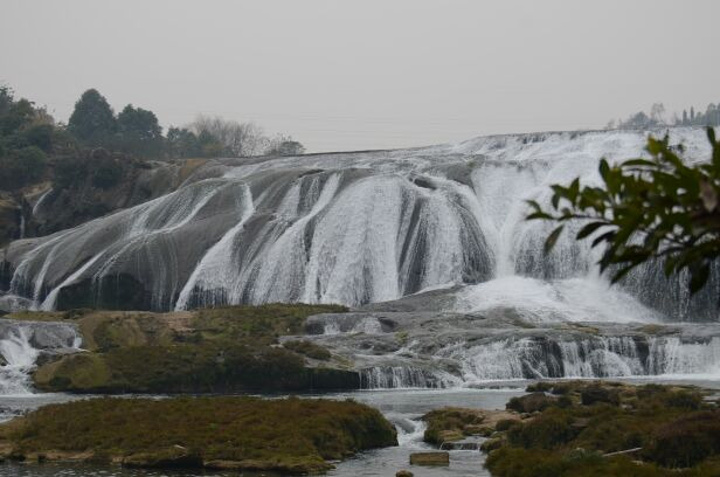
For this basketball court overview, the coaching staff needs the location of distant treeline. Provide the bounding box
[0,84,304,192]
[607,101,720,130]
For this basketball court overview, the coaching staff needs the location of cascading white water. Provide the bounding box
[3,127,715,318]
[0,320,81,395]
[647,337,720,377]
[0,326,39,395]
[359,366,449,389]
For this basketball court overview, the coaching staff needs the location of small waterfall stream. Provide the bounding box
[0,320,81,395]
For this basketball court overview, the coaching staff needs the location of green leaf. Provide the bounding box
[568,178,580,203]
[689,263,710,295]
[576,221,606,240]
[544,225,564,254]
[599,159,610,179]
[621,159,655,168]
[591,231,616,249]
[526,199,541,211]
[527,211,552,221]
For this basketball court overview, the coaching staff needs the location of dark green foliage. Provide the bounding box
[487,381,720,476]
[166,127,202,158]
[580,384,620,406]
[506,409,577,449]
[645,411,720,468]
[5,396,397,472]
[67,89,117,146]
[528,129,720,294]
[116,104,163,157]
[0,98,35,136]
[486,447,676,477]
[90,155,123,189]
[0,85,12,117]
[22,123,54,152]
[0,146,47,190]
[495,419,520,432]
[0,86,57,190]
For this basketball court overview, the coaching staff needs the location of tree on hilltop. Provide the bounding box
[68,89,117,146]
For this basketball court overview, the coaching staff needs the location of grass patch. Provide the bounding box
[2,396,397,473]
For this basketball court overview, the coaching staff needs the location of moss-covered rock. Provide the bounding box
[506,392,560,413]
[0,396,397,473]
[422,407,486,446]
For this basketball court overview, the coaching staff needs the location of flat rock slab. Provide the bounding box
[409,451,450,466]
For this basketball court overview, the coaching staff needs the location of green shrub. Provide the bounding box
[507,410,577,449]
[644,411,720,468]
[580,384,620,406]
[0,146,47,190]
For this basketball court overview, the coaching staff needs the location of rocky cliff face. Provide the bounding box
[0,154,219,250]
[29,155,215,237]
[0,194,22,247]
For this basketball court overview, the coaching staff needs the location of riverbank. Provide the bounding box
[0,395,397,474]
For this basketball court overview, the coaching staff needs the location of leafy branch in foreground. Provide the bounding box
[527,127,720,294]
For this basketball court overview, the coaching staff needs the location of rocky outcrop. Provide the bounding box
[30,155,215,237]
[0,193,21,248]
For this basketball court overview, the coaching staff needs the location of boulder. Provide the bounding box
[396,470,414,477]
[506,392,557,413]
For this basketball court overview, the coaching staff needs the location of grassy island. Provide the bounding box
[10,304,358,394]
[483,381,720,476]
[0,396,397,473]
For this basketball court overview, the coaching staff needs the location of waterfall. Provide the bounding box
[1,127,717,322]
[354,335,720,389]
[0,319,81,395]
[359,366,452,389]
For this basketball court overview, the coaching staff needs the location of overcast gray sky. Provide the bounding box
[2,0,719,152]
